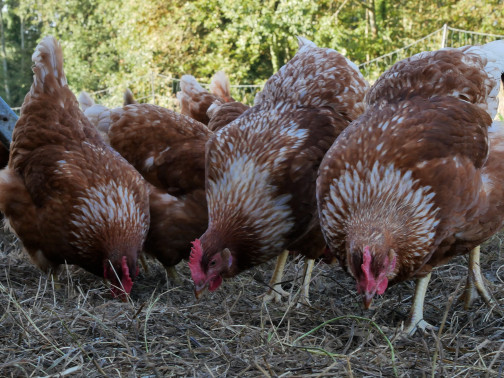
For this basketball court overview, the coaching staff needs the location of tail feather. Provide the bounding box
[176,75,207,112]
[465,40,504,119]
[179,75,206,96]
[177,75,214,124]
[296,36,317,48]
[254,37,369,118]
[123,88,137,106]
[78,91,95,112]
[30,36,67,97]
[209,71,233,102]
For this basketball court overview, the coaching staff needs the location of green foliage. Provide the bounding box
[0,0,503,108]
[0,0,40,107]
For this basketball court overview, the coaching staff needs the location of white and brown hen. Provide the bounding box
[189,37,369,301]
[82,100,211,277]
[0,36,150,298]
[317,40,504,334]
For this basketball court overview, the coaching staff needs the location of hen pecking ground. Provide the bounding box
[0,225,503,377]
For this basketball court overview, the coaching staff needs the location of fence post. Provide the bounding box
[150,70,156,105]
[441,24,448,48]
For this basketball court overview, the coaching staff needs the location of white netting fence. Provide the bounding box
[358,24,504,82]
[88,73,262,111]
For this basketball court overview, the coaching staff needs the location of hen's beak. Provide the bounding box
[363,293,374,309]
[110,286,129,302]
[194,284,207,300]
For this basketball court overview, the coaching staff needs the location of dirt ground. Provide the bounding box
[0,226,503,377]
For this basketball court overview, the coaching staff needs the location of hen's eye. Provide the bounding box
[209,260,216,267]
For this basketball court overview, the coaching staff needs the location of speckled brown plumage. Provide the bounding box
[207,101,250,132]
[106,104,210,270]
[318,40,504,293]
[146,187,208,268]
[109,104,211,196]
[0,36,150,296]
[191,37,369,289]
[177,72,237,125]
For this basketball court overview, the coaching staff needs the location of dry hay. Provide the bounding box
[0,227,503,377]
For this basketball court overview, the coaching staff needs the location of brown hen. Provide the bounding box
[317,40,504,334]
[0,36,150,298]
[106,104,210,272]
[207,100,250,132]
[189,37,369,301]
[177,71,237,125]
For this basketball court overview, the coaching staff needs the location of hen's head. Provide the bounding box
[103,255,139,300]
[351,245,397,309]
[189,239,233,299]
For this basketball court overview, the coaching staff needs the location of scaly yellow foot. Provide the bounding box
[262,249,290,303]
[297,258,314,307]
[459,246,494,309]
[165,265,182,284]
[50,272,61,290]
[403,273,438,335]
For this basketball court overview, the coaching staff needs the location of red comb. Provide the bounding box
[189,239,205,282]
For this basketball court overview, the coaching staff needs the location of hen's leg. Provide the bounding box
[297,258,314,306]
[30,249,61,290]
[262,249,290,303]
[50,272,61,290]
[403,273,438,335]
[460,246,493,309]
[165,265,182,284]
[139,254,149,273]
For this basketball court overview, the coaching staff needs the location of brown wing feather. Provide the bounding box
[146,188,208,267]
[177,75,218,125]
[366,48,492,107]
[108,104,211,195]
[207,101,249,132]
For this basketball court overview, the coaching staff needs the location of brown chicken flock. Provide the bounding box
[0,35,503,335]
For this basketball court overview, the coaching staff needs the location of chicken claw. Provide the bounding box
[165,265,182,285]
[403,273,437,335]
[297,258,314,307]
[459,246,494,309]
[262,250,290,303]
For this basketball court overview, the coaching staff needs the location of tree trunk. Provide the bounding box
[20,15,25,75]
[0,1,10,102]
[367,0,378,38]
[365,3,369,38]
[269,33,279,74]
